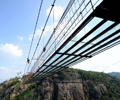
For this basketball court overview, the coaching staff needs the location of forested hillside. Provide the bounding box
[0,68,120,100]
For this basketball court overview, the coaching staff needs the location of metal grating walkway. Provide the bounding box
[24,0,120,83]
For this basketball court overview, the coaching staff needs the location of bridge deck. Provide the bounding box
[25,0,120,83]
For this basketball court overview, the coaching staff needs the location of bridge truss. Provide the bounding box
[24,0,120,83]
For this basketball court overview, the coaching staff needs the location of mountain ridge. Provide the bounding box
[108,72,120,79]
[0,68,120,100]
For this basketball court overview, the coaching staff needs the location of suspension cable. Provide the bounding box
[26,0,57,73]
[28,0,44,58]
[23,0,44,78]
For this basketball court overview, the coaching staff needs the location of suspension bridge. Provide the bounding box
[23,0,120,83]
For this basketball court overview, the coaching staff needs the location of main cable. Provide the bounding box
[23,0,44,78]
[28,0,44,59]
[26,0,57,74]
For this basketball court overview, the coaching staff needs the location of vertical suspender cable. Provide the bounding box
[43,29,45,51]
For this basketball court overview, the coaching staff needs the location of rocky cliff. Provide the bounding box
[0,68,120,100]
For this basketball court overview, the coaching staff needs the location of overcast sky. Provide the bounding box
[0,0,120,83]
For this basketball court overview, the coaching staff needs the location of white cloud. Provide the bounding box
[11,65,15,68]
[46,5,64,19]
[0,43,23,58]
[0,66,21,82]
[17,36,23,40]
[0,66,8,70]
[29,28,44,40]
[29,34,33,41]
[31,29,42,40]
[28,24,54,40]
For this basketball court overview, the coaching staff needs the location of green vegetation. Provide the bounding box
[108,72,120,79]
[14,82,42,100]
[10,79,20,86]
[1,68,120,100]
[0,79,20,100]
[57,69,70,80]
[5,97,9,100]
[2,79,19,90]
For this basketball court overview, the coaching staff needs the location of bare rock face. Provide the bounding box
[53,81,85,100]
[40,80,53,100]
[39,72,107,100]
[40,80,86,100]
[51,72,84,100]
